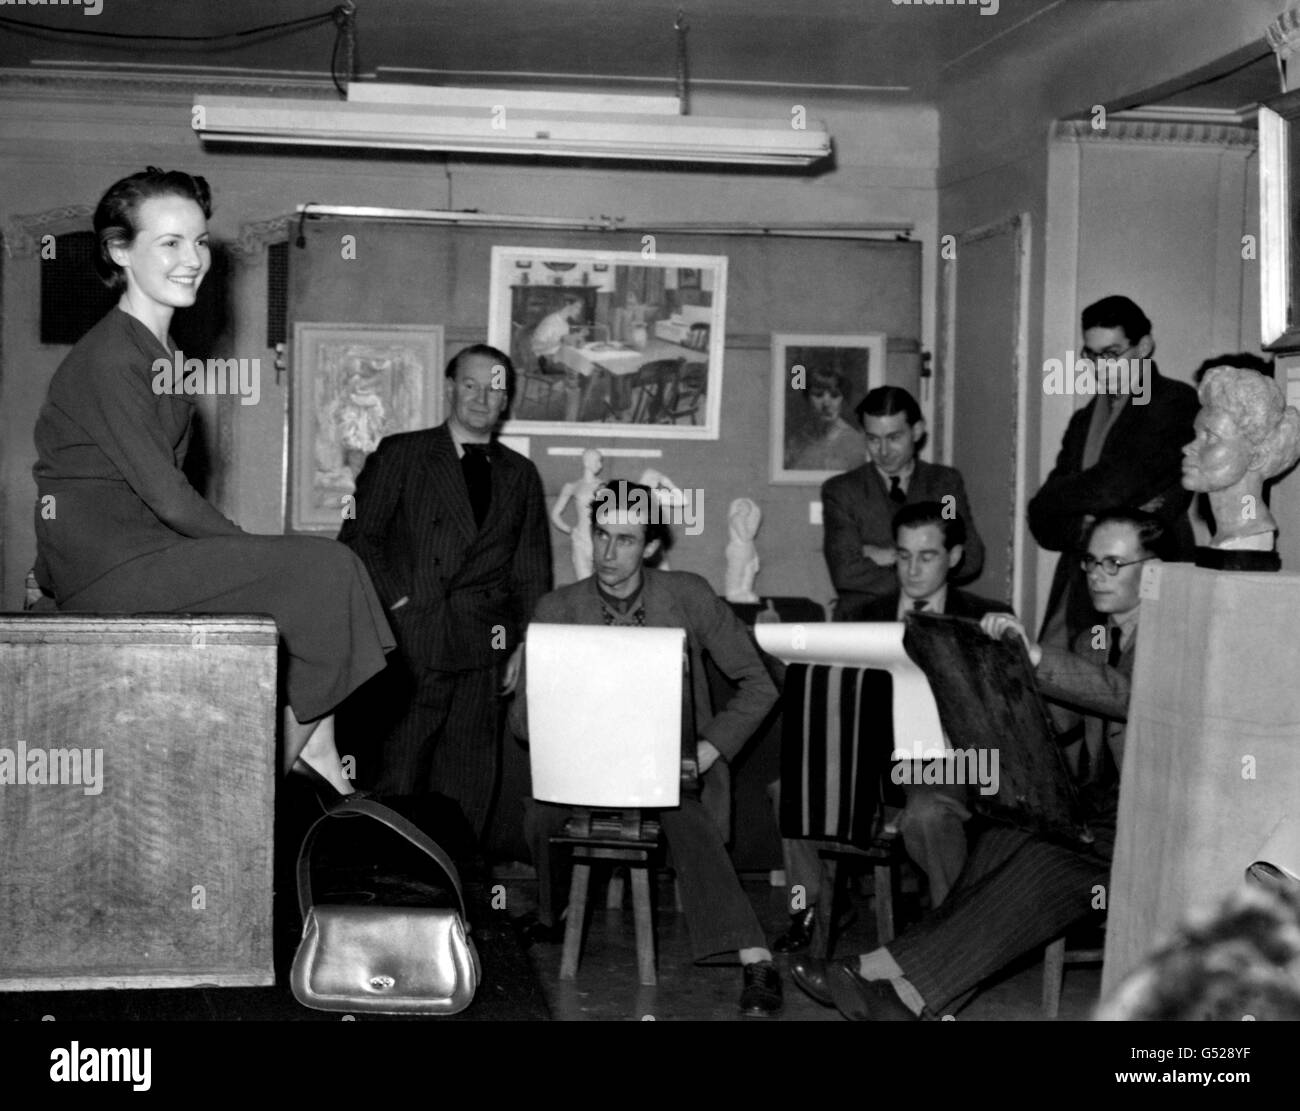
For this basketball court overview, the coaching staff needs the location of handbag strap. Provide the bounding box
[296,796,469,922]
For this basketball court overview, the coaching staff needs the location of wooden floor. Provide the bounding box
[507,866,1103,1022]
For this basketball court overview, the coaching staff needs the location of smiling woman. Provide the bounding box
[31,168,396,798]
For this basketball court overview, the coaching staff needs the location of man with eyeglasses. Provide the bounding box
[789,508,1158,1020]
[1030,296,1196,656]
[340,344,551,845]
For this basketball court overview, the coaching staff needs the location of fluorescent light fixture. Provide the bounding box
[193,83,831,167]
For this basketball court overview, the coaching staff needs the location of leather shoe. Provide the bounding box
[773,909,816,953]
[789,955,838,1006]
[827,963,919,1022]
[738,960,783,1017]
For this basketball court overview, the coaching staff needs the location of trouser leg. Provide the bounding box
[661,799,767,961]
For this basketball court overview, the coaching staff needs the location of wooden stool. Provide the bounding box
[551,808,662,987]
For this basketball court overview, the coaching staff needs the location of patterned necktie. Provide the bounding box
[461,443,493,528]
[889,474,906,505]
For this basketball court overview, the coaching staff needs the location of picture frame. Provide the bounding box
[289,322,444,531]
[769,332,884,485]
[1259,88,1300,351]
[488,245,727,439]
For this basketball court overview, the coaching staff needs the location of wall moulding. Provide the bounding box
[1052,119,1257,150]
[2,205,291,263]
[3,205,94,259]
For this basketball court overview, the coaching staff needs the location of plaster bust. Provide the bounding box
[1181,367,1300,550]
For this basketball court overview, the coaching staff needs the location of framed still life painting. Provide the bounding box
[289,322,444,531]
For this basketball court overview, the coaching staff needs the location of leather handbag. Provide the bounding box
[290,796,480,1015]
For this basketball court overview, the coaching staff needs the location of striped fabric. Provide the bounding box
[779,663,894,846]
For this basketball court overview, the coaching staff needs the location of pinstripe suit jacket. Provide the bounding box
[339,422,551,672]
[822,459,985,619]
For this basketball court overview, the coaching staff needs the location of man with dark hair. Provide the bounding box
[774,502,1012,952]
[791,509,1157,1020]
[510,480,784,1016]
[822,386,985,619]
[339,344,551,843]
[1030,295,1196,652]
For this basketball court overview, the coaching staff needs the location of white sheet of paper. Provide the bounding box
[526,623,685,807]
[754,621,947,759]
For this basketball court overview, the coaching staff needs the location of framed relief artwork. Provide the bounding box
[769,332,884,484]
[1260,88,1300,350]
[487,246,727,439]
[289,322,444,531]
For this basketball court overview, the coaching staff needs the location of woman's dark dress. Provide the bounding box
[33,308,395,721]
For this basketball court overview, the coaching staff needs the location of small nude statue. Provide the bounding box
[725,497,762,603]
[1182,366,1300,565]
[550,448,604,579]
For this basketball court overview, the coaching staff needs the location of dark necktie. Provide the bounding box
[889,475,906,505]
[461,443,493,528]
[1107,625,1123,669]
[912,599,928,612]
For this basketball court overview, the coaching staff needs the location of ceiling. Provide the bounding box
[0,0,1280,109]
[0,0,1084,95]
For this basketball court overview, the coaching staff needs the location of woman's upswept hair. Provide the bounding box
[1199,366,1300,482]
[93,167,213,292]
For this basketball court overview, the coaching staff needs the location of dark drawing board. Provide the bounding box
[901,612,1090,848]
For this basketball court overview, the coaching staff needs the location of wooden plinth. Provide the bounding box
[0,615,278,991]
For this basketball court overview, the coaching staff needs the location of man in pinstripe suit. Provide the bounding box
[791,508,1160,1019]
[339,344,551,841]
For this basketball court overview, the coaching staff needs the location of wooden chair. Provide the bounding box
[621,357,682,424]
[1042,925,1105,1018]
[773,660,909,957]
[553,809,664,986]
[661,361,707,425]
[525,624,688,988]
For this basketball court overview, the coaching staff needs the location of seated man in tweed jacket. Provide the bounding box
[509,480,784,1017]
[790,508,1161,1020]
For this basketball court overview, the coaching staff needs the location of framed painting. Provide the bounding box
[487,245,726,439]
[769,332,884,484]
[289,322,444,531]
[1260,88,1300,350]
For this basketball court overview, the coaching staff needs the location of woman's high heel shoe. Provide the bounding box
[289,759,371,814]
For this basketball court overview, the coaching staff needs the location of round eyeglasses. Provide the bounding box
[1079,554,1155,577]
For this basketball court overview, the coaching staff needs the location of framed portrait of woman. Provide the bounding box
[769,332,884,484]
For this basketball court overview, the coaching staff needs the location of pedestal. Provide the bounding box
[0,615,278,990]
[1102,564,1300,996]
